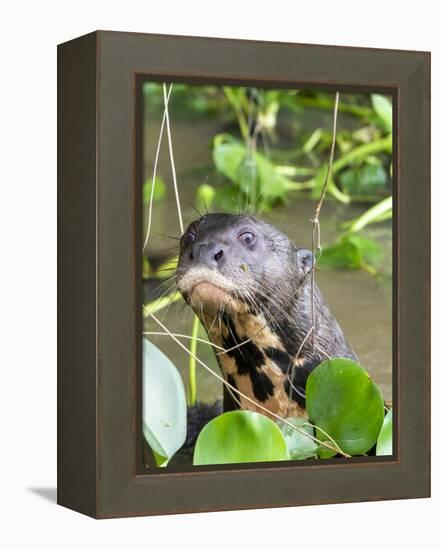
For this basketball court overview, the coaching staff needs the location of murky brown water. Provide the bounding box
[142,111,392,403]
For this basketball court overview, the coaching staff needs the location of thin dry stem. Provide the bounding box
[143,331,226,352]
[163,83,184,235]
[142,84,173,252]
[311,91,340,350]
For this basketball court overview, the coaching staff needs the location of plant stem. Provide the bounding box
[332,134,392,174]
[143,331,225,351]
[223,86,249,140]
[142,291,182,318]
[342,195,393,233]
[163,84,184,235]
[311,92,340,351]
[276,165,316,177]
[188,315,200,405]
[295,95,373,118]
[142,84,173,252]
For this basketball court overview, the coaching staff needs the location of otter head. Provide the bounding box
[176,213,313,318]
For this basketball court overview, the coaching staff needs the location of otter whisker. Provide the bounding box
[189,202,203,218]
[249,281,299,329]
[199,303,209,331]
[206,310,219,336]
[156,232,181,241]
[154,266,178,273]
[149,281,177,304]
[152,275,177,295]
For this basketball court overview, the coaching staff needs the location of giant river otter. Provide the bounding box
[175,213,357,446]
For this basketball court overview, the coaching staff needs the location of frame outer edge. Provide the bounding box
[57,32,99,518]
[68,31,431,518]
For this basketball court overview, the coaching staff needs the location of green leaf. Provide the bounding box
[302,128,323,153]
[347,235,383,265]
[212,134,291,209]
[340,164,388,195]
[214,184,243,211]
[342,195,392,234]
[277,418,318,460]
[196,184,216,211]
[306,359,384,457]
[142,339,187,461]
[193,410,289,465]
[152,449,169,467]
[143,291,182,317]
[255,153,290,202]
[319,236,362,270]
[143,177,166,203]
[213,135,246,182]
[371,94,393,133]
[376,409,393,456]
[310,164,350,204]
[155,256,178,278]
[319,234,383,271]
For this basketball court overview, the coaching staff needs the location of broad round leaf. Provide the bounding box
[376,409,393,456]
[142,339,187,460]
[193,411,289,466]
[306,359,384,457]
[277,418,318,460]
[213,136,245,182]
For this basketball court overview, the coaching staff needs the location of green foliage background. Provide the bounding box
[142,83,393,275]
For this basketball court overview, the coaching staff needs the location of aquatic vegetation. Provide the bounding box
[142,339,187,467]
[141,83,393,467]
[142,341,391,466]
[142,83,393,277]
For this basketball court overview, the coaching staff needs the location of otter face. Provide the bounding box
[176,213,310,316]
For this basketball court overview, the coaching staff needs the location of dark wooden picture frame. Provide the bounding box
[58,31,430,518]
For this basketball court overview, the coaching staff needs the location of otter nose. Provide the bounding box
[192,242,226,267]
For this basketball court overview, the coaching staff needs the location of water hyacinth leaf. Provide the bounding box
[306,359,384,458]
[310,164,350,204]
[142,339,187,461]
[343,195,393,234]
[371,94,393,133]
[376,409,393,456]
[193,410,289,465]
[254,153,291,203]
[214,184,242,211]
[196,183,216,211]
[151,448,169,467]
[340,164,388,196]
[213,135,245,182]
[348,235,383,265]
[277,418,318,460]
[213,134,291,207]
[319,234,383,271]
[143,176,167,203]
[155,256,178,279]
[319,237,362,270]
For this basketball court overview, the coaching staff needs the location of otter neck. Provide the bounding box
[196,307,308,419]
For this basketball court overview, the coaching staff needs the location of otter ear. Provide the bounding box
[296,248,314,274]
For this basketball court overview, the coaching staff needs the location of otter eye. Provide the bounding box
[238,231,256,247]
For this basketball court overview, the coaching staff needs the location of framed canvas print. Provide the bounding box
[58,31,430,518]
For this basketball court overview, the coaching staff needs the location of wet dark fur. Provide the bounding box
[175,213,357,452]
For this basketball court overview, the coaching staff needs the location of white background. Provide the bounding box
[1,1,439,548]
